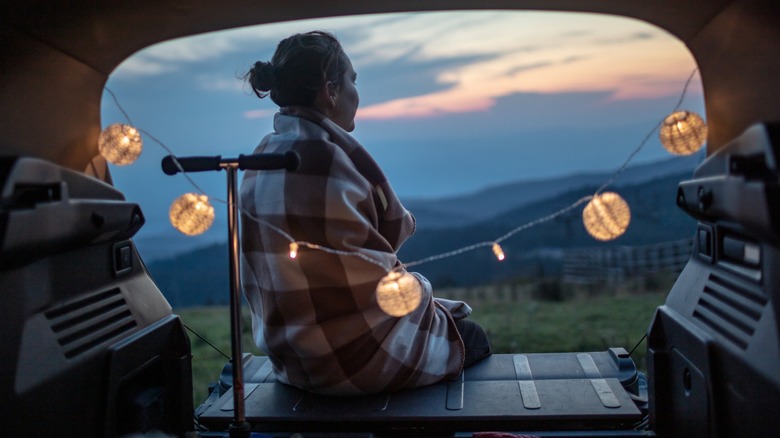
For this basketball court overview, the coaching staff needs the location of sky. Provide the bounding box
[101,10,704,260]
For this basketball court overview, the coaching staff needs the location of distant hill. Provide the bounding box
[136,154,702,264]
[145,243,230,308]
[398,170,697,287]
[404,153,701,229]
[146,161,700,308]
[134,218,227,263]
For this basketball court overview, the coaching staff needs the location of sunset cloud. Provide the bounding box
[349,12,697,120]
[112,14,394,79]
[110,11,699,121]
[104,9,707,232]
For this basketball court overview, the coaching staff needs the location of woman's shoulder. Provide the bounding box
[261,114,353,175]
[274,112,327,139]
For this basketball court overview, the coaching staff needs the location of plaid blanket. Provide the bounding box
[239,106,465,395]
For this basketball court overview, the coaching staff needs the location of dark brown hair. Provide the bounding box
[246,31,348,107]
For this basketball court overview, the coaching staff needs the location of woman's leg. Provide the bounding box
[454,318,493,368]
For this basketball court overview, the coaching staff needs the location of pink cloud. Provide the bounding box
[358,94,495,120]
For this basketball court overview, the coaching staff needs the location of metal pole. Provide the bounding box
[162,152,298,437]
[226,165,250,437]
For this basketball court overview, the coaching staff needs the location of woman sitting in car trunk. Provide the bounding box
[240,31,491,396]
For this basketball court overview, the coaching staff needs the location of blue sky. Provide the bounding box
[101,11,704,259]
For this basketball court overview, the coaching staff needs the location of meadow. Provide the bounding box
[178,275,673,405]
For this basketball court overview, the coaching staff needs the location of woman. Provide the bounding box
[240,31,490,396]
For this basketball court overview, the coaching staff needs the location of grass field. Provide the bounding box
[177,279,670,405]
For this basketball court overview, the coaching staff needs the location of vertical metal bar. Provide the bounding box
[227,165,250,437]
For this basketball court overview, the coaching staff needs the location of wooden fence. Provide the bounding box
[563,238,694,284]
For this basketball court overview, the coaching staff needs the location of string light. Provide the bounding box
[492,242,506,261]
[659,110,707,155]
[104,67,702,317]
[289,242,299,259]
[169,193,215,236]
[375,271,423,317]
[582,192,631,241]
[98,123,143,165]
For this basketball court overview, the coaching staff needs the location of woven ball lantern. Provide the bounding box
[582,192,631,241]
[376,271,423,317]
[98,123,143,165]
[169,193,215,236]
[659,111,707,155]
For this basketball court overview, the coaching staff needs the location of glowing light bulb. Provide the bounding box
[582,192,631,241]
[98,123,143,165]
[492,242,505,261]
[169,193,215,236]
[289,242,299,259]
[376,271,423,317]
[659,111,707,155]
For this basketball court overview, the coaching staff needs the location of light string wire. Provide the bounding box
[103,67,699,274]
[407,67,699,268]
[594,68,699,195]
[403,195,593,268]
[105,87,213,198]
[181,321,231,361]
[105,87,393,271]
[240,213,394,271]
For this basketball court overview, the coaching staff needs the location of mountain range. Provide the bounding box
[403,152,702,229]
[144,154,702,308]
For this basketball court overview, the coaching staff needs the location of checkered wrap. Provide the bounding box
[239,106,465,395]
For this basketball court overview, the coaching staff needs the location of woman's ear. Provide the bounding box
[326,81,339,103]
[312,81,338,117]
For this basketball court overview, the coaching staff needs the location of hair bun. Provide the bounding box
[245,31,346,106]
[249,61,276,92]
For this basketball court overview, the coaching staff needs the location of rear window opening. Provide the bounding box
[101,9,704,394]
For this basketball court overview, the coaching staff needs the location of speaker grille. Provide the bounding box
[693,272,767,350]
[45,288,136,358]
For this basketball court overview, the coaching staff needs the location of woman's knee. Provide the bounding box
[455,319,492,368]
